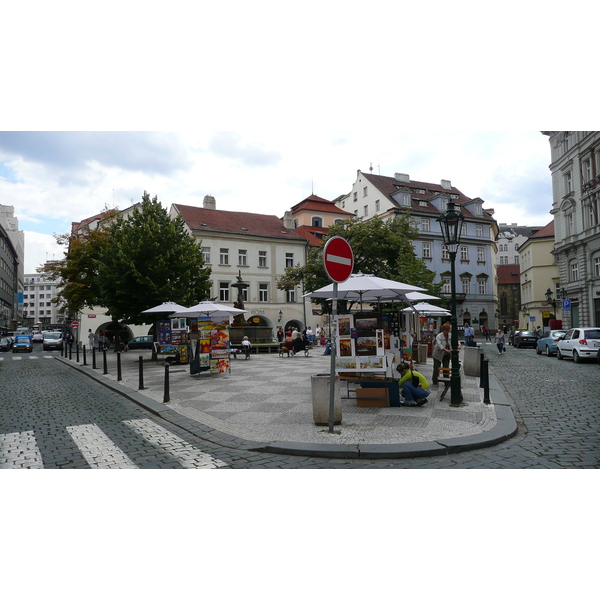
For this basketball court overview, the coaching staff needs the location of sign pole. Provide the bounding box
[328,282,338,433]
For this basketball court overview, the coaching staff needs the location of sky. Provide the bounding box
[0,130,555,273]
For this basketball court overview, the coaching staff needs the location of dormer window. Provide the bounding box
[312,216,323,227]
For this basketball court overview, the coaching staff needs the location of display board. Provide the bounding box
[195,318,230,374]
[157,319,190,364]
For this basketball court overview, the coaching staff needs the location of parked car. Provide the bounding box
[0,337,12,352]
[12,335,33,353]
[43,331,63,351]
[556,327,600,362]
[513,330,539,348]
[536,330,567,356]
[127,335,154,350]
[508,329,528,346]
[32,332,44,343]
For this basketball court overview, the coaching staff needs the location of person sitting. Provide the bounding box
[241,336,252,360]
[396,362,430,406]
[292,335,305,356]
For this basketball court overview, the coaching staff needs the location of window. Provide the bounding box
[583,159,592,183]
[460,246,469,261]
[422,242,432,259]
[363,186,368,197]
[286,253,294,268]
[565,171,572,194]
[401,193,411,206]
[442,278,451,294]
[238,249,247,266]
[39,294,44,299]
[514,255,519,264]
[478,279,487,295]
[566,212,573,237]
[219,282,230,302]
[375,199,380,212]
[476,224,483,237]
[461,278,470,294]
[563,132,570,153]
[353,192,357,202]
[201,247,211,263]
[286,288,296,303]
[421,218,430,232]
[514,243,519,251]
[477,247,485,262]
[499,256,508,265]
[258,250,267,267]
[259,283,268,302]
[364,205,368,217]
[442,246,449,260]
[594,256,600,277]
[570,261,579,282]
[312,216,323,227]
[461,223,467,237]
[220,248,229,265]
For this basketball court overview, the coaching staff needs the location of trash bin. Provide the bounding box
[311,373,341,425]
[463,345,483,376]
[417,344,428,364]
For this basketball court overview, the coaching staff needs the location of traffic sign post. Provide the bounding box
[71,321,79,329]
[322,237,354,433]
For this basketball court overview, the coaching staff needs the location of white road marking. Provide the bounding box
[66,423,138,469]
[0,430,44,468]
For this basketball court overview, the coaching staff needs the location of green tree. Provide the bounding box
[95,192,212,324]
[277,214,441,310]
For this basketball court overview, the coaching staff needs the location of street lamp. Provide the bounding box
[545,288,557,313]
[437,200,465,406]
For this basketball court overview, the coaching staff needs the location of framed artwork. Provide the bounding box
[336,316,353,336]
[339,338,353,357]
[356,336,377,355]
[359,356,384,369]
[171,318,186,331]
[335,356,357,370]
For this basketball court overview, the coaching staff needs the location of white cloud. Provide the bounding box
[23,231,64,274]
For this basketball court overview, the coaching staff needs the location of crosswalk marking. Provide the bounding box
[0,430,44,468]
[66,423,138,469]
[123,418,227,468]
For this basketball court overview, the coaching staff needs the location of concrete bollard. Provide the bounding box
[311,374,341,425]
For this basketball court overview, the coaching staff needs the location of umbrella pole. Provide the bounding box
[328,282,338,433]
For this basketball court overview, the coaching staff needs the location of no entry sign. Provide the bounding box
[323,236,353,283]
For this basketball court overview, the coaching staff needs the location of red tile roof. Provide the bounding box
[172,204,307,241]
[291,194,354,216]
[293,225,329,247]
[530,220,554,239]
[496,264,521,284]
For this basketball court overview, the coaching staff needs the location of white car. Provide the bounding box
[556,327,600,362]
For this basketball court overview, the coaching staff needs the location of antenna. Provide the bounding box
[369,162,373,173]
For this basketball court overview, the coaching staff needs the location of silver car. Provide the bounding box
[556,327,600,362]
[43,331,64,351]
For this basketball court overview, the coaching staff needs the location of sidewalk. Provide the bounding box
[59,346,517,459]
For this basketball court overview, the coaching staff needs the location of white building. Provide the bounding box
[22,269,66,328]
[543,131,600,327]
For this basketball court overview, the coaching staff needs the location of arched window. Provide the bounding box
[311,216,323,227]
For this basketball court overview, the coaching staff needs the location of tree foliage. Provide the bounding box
[41,193,212,325]
[277,214,442,311]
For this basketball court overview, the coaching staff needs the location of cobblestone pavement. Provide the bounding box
[1,341,598,468]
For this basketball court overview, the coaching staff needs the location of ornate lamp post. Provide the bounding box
[437,201,465,406]
[545,288,557,314]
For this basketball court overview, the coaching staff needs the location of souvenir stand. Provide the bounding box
[156,318,191,364]
[189,317,231,374]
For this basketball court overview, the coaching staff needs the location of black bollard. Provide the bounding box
[482,358,490,404]
[103,349,108,375]
[163,363,170,403]
[69,344,72,360]
[479,353,485,388]
[76,342,80,363]
[92,347,97,369]
[138,356,144,390]
[117,351,122,381]
[83,345,87,366]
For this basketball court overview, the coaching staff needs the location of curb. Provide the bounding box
[56,356,518,460]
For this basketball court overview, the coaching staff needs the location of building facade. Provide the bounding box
[171,196,311,336]
[0,205,24,333]
[22,269,67,328]
[543,131,600,327]
[336,170,499,332]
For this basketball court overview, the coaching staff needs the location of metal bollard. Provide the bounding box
[163,363,170,403]
[76,342,80,363]
[92,347,97,369]
[138,356,144,390]
[482,358,491,404]
[69,344,72,360]
[479,353,485,387]
[117,351,122,381]
[103,349,108,374]
[83,345,87,366]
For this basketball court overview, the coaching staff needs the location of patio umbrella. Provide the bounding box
[402,302,451,316]
[304,274,426,303]
[170,301,246,319]
[141,301,189,314]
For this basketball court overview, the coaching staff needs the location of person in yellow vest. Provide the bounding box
[396,362,430,406]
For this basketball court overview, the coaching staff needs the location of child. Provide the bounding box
[241,336,252,360]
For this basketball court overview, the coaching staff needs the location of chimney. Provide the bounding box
[394,173,410,182]
[203,195,216,210]
[282,210,293,229]
[441,179,452,189]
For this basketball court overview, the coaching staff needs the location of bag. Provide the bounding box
[189,355,200,375]
[410,370,420,387]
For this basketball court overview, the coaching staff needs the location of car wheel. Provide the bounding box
[557,348,564,360]
[536,345,542,355]
[573,350,582,363]
[544,346,551,356]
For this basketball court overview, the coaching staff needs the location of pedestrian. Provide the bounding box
[87,328,96,350]
[495,328,506,354]
[431,322,452,385]
[395,362,430,406]
[241,335,252,360]
[464,323,474,346]
[121,331,129,351]
[306,326,313,343]
[482,325,491,341]
[98,330,105,351]
[276,327,284,343]
[315,325,321,339]
[291,327,299,341]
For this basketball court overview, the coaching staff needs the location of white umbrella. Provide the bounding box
[142,301,189,314]
[304,274,426,302]
[402,302,451,316]
[170,301,246,319]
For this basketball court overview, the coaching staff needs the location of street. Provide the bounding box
[1,340,599,468]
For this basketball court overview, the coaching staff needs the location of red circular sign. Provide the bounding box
[71,321,80,328]
[323,237,354,283]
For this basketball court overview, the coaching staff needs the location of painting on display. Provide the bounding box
[339,338,353,357]
[337,316,352,336]
[356,336,377,355]
[359,356,384,369]
[335,356,357,370]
